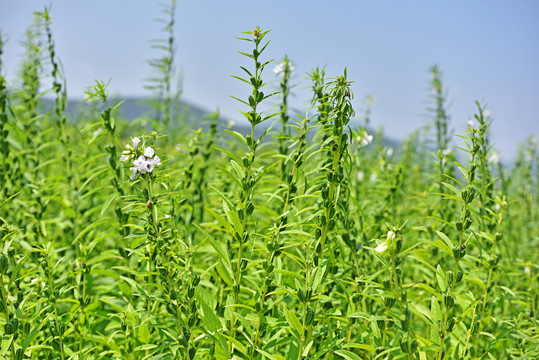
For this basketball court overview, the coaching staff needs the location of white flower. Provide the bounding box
[524,267,530,275]
[442,149,453,157]
[489,151,500,164]
[273,60,294,76]
[120,153,131,163]
[227,120,236,128]
[357,171,365,181]
[484,109,491,118]
[495,203,501,212]
[133,155,147,173]
[357,131,373,148]
[273,63,284,74]
[151,155,161,166]
[467,120,474,127]
[375,242,388,253]
[144,146,155,158]
[387,231,396,240]
[386,147,394,157]
[132,137,141,150]
[164,214,171,219]
[31,278,46,288]
[370,173,377,182]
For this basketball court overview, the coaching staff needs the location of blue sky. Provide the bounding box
[1,0,538,159]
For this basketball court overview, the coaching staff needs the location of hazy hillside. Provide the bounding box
[39,96,398,147]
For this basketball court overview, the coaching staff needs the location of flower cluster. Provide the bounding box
[374,230,396,254]
[273,60,295,76]
[357,130,373,147]
[121,137,161,179]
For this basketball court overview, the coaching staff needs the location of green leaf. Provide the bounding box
[224,129,248,147]
[195,286,222,333]
[431,296,442,323]
[22,313,53,349]
[335,350,363,360]
[436,264,447,292]
[342,343,376,353]
[256,349,286,360]
[436,231,455,250]
[308,263,327,292]
[283,306,303,338]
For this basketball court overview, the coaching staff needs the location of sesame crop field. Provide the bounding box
[0,4,538,360]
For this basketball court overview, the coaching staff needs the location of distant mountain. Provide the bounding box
[39,96,398,148]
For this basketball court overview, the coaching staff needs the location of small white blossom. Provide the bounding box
[151,155,161,166]
[495,203,501,212]
[357,131,373,148]
[227,120,236,128]
[386,147,394,157]
[387,231,396,240]
[484,109,491,118]
[442,149,453,157]
[273,61,294,76]
[489,151,500,164]
[524,267,530,275]
[164,214,171,219]
[375,242,388,253]
[467,120,474,127]
[31,278,46,288]
[370,173,377,182]
[120,153,131,163]
[144,146,155,158]
[357,171,365,181]
[132,137,141,150]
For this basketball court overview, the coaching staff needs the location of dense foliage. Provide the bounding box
[0,6,537,360]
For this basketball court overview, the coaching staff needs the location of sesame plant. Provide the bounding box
[0,6,537,360]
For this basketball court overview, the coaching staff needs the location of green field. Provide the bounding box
[0,6,537,360]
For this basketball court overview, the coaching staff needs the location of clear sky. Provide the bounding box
[1,0,538,160]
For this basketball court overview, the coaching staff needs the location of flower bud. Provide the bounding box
[455,219,463,232]
[305,288,313,301]
[400,338,409,353]
[166,303,177,316]
[384,297,396,308]
[444,294,454,308]
[395,239,403,254]
[447,317,455,332]
[246,201,254,215]
[15,349,24,360]
[305,307,315,326]
[328,220,336,231]
[0,254,8,274]
[446,270,454,285]
[297,289,305,302]
[188,314,197,327]
[463,217,473,230]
